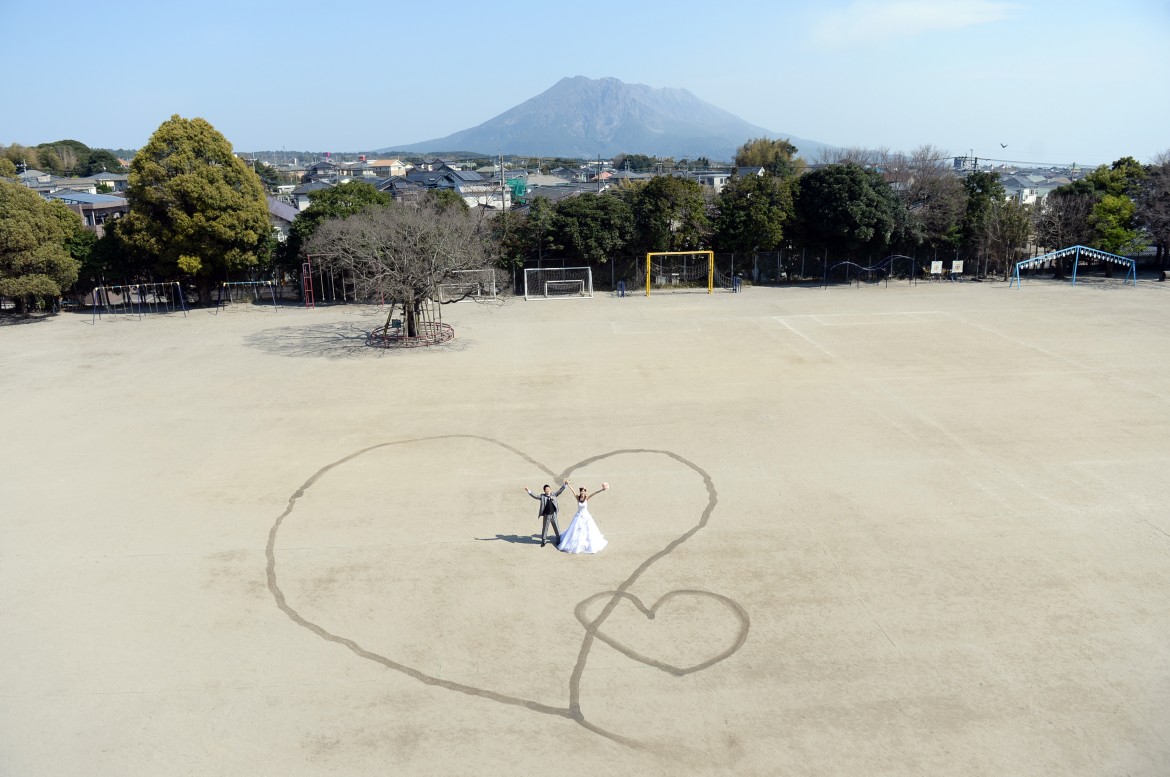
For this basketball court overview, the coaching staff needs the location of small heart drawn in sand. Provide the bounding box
[575,589,750,676]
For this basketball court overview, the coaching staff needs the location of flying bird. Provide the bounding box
[999,143,1008,148]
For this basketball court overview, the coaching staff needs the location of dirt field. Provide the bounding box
[3,278,1169,776]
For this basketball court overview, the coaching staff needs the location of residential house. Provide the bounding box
[18,169,52,185]
[266,195,299,243]
[417,158,461,172]
[375,176,426,199]
[447,170,510,209]
[44,191,129,236]
[291,180,334,211]
[338,160,378,178]
[405,169,449,188]
[91,171,129,193]
[1001,176,1039,205]
[608,170,652,183]
[692,171,732,194]
[368,158,409,177]
[523,173,569,188]
[526,182,603,204]
[549,167,587,183]
[23,176,99,196]
[304,160,338,182]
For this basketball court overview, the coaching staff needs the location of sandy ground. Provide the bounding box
[2,277,1169,776]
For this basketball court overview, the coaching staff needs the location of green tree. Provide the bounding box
[0,158,16,178]
[552,193,634,264]
[492,208,528,270]
[2,143,39,170]
[0,180,82,314]
[625,175,710,252]
[1083,158,1146,255]
[37,146,63,175]
[36,139,91,175]
[1083,156,1146,197]
[118,115,271,303]
[712,172,793,252]
[80,220,149,286]
[1089,193,1146,255]
[251,161,281,190]
[493,196,561,269]
[792,162,900,259]
[734,137,802,179]
[1039,157,1147,259]
[284,180,392,267]
[960,171,1006,275]
[425,188,469,212]
[611,153,657,173]
[82,149,124,176]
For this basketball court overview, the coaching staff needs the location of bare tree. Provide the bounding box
[306,199,497,337]
[985,198,1033,279]
[902,145,966,253]
[815,145,887,166]
[1034,190,1094,253]
[1137,152,1170,267]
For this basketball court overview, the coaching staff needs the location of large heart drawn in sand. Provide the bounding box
[265,435,748,746]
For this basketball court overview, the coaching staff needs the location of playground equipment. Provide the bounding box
[367,298,454,348]
[1011,245,1136,289]
[822,255,920,287]
[89,282,187,323]
[213,280,279,314]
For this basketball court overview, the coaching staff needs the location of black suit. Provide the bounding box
[528,484,566,546]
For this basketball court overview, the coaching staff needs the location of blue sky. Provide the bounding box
[2,0,1167,165]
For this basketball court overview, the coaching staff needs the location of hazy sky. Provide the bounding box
[3,0,1167,165]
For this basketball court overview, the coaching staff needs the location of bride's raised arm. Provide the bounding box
[587,482,610,499]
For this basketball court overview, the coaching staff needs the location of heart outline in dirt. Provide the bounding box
[265,434,749,747]
[574,589,750,676]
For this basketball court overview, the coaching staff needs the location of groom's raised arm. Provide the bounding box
[553,481,568,496]
[524,487,541,500]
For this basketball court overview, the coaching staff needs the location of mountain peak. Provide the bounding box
[380,77,827,161]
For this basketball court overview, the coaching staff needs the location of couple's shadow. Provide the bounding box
[476,533,544,546]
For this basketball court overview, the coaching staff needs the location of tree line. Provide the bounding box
[1,141,125,180]
[494,139,1170,282]
[4,117,1170,317]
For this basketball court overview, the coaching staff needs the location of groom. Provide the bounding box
[524,480,568,547]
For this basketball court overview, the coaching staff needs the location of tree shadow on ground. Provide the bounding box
[0,313,53,327]
[243,321,471,359]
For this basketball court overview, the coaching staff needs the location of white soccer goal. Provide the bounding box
[524,267,593,300]
[438,268,500,303]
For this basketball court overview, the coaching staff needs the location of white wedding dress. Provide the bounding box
[558,498,607,554]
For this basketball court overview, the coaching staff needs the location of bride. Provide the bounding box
[558,482,609,554]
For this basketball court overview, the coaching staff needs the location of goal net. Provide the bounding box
[644,251,714,294]
[524,267,594,300]
[438,268,500,303]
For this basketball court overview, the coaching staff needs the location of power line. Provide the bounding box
[971,155,1102,168]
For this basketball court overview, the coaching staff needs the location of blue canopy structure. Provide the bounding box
[1010,245,1136,289]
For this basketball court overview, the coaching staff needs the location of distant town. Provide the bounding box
[6,148,1098,239]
